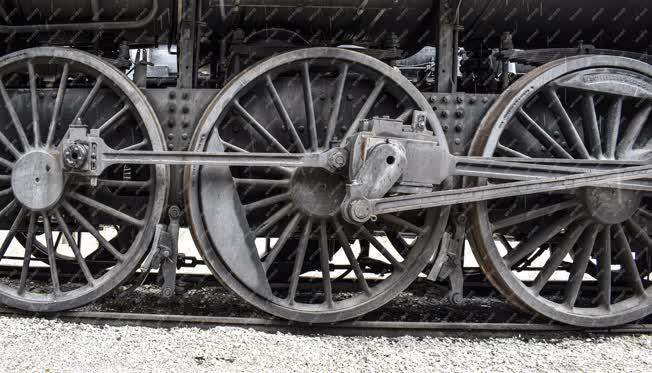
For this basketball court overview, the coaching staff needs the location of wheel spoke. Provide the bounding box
[504,212,580,268]
[319,220,334,307]
[617,103,652,157]
[301,62,318,151]
[45,62,70,148]
[0,130,21,159]
[497,143,530,158]
[119,139,148,151]
[530,220,590,295]
[623,218,652,258]
[97,104,130,134]
[244,192,291,213]
[377,214,425,235]
[516,109,573,159]
[605,97,623,159]
[287,218,313,302]
[17,212,36,295]
[342,78,386,142]
[563,224,600,307]
[27,61,40,146]
[325,63,349,146]
[0,207,27,259]
[580,94,603,159]
[544,88,590,158]
[358,226,403,270]
[0,199,17,217]
[42,212,61,296]
[54,209,95,286]
[0,187,11,197]
[73,76,104,124]
[254,203,295,236]
[264,74,305,152]
[60,199,125,262]
[613,224,646,296]
[331,217,372,296]
[233,100,289,153]
[493,201,579,230]
[67,192,144,227]
[597,227,612,308]
[234,178,289,189]
[262,212,303,272]
[0,76,30,150]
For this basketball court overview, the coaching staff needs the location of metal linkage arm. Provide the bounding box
[356,163,652,221]
[101,150,334,170]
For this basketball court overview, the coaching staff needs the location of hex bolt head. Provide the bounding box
[350,200,372,222]
[328,151,347,170]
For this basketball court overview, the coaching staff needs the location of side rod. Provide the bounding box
[368,163,652,216]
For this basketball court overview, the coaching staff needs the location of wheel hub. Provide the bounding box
[11,150,64,211]
[580,187,641,224]
[290,168,346,218]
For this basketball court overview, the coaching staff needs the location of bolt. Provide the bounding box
[455,109,464,118]
[167,133,175,140]
[181,133,188,140]
[454,138,461,145]
[456,96,464,104]
[482,97,489,103]
[454,123,463,132]
[429,95,437,103]
[182,120,190,128]
[442,96,450,104]
[168,143,174,149]
[328,150,347,170]
[168,104,177,113]
[469,97,477,104]
[182,92,190,100]
[162,287,174,297]
[350,200,371,222]
[440,110,449,118]
[38,91,45,99]
[168,91,176,99]
[168,205,182,219]
[167,119,175,128]
[182,106,190,114]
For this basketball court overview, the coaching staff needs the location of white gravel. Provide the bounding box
[1,316,651,372]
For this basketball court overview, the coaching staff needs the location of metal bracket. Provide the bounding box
[428,213,465,304]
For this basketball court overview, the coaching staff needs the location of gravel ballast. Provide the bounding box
[1,316,651,372]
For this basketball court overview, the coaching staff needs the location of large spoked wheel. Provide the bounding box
[468,56,652,327]
[0,47,167,311]
[187,48,449,323]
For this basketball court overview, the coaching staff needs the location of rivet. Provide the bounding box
[168,104,177,113]
[181,133,188,140]
[168,143,175,149]
[454,138,461,145]
[168,91,176,99]
[168,133,175,140]
[182,92,190,100]
[182,106,190,114]
[182,120,190,128]
[456,96,464,104]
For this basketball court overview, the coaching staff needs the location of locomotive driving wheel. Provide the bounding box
[468,56,652,327]
[0,47,167,311]
[187,48,449,322]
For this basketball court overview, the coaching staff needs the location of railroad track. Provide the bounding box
[1,309,650,338]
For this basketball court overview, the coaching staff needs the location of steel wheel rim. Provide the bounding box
[0,47,167,311]
[468,56,652,326]
[187,47,449,322]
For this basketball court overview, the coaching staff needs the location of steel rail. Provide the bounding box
[0,310,649,338]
